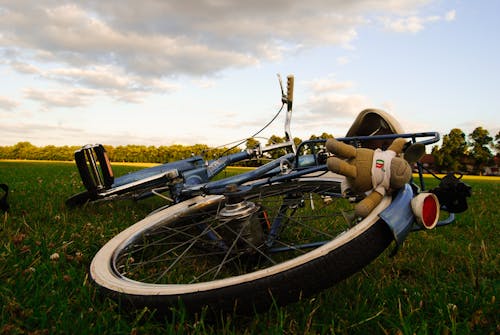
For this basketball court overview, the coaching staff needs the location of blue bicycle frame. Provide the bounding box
[67,73,462,252]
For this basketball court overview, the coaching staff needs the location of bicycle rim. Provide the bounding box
[90,177,393,312]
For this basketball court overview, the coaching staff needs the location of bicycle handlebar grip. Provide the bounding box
[286,75,294,105]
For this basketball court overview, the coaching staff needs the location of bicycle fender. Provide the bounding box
[379,184,414,245]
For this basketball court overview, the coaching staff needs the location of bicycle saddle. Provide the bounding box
[346,108,404,137]
[346,109,404,149]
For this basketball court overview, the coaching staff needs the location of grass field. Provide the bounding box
[0,160,498,334]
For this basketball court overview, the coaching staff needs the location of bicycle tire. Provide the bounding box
[90,178,394,313]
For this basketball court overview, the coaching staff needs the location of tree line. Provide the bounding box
[1,127,498,174]
[431,127,499,175]
[0,141,239,163]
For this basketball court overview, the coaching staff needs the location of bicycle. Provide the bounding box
[68,75,471,313]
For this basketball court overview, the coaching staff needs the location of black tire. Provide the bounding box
[90,178,394,313]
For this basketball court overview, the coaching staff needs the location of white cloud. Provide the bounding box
[380,9,455,33]
[307,76,354,93]
[193,79,217,89]
[305,93,372,119]
[0,0,462,144]
[383,16,426,33]
[336,56,351,66]
[0,1,369,111]
[0,121,84,145]
[49,67,132,90]
[296,75,373,134]
[48,66,179,94]
[9,63,180,106]
[292,91,372,139]
[0,1,441,83]
[10,61,40,75]
[23,87,97,108]
[0,96,19,110]
[445,10,456,22]
[457,120,499,137]
[0,3,258,77]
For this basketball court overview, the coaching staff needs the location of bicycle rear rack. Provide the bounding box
[75,144,114,193]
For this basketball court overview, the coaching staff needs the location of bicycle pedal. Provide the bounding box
[74,144,114,193]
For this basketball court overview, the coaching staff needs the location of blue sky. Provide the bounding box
[0,1,498,148]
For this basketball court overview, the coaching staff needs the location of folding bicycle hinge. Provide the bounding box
[74,144,114,193]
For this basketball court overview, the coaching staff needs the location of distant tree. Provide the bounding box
[309,132,333,140]
[432,128,468,172]
[293,137,302,148]
[0,146,10,159]
[495,130,500,156]
[245,138,260,150]
[265,135,285,159]
[468,127,493,174]
[267,135,285,145]
[11,142,37,160]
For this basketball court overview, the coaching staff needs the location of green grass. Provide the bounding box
[0,161,498,334]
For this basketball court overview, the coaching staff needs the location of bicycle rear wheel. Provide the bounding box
[90,177,394,313]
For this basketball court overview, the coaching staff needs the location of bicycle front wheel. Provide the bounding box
[90,177,394,313]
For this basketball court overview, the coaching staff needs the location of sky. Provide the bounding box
[0,0,498,149]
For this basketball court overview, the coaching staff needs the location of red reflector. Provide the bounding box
[411,193,440,229]
[422,195,438,228]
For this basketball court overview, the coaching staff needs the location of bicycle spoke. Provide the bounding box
[113,180,353,285]
[119,219,228,278]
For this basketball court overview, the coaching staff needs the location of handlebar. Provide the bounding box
[274,74,296,155]
[286,75,294,108]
